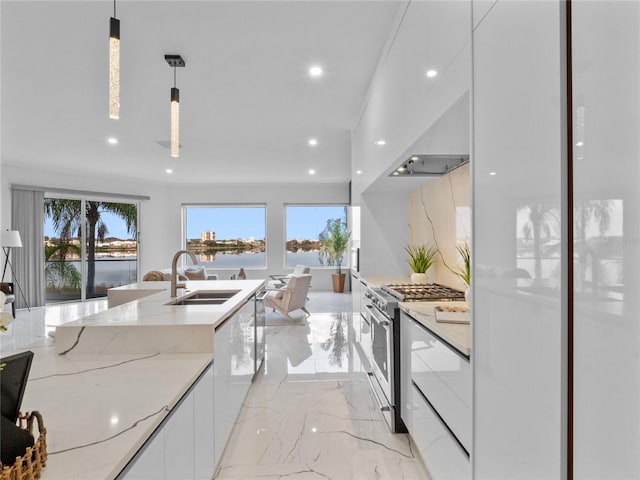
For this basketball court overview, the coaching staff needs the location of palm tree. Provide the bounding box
[45,242,81,293]
[44,199,137,297]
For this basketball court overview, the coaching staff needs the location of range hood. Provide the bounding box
[390,154,469,177]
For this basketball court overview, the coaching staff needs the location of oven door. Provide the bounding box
[365,303,393,403]
[364,303,396,430]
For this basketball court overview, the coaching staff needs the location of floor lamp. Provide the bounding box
[1,230,30,311]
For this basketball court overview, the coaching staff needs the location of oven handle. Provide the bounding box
[364,304,390,327]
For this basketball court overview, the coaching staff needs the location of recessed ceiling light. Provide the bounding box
[356,170,363,175]
[308,169,316,175]
[426,69,438,78]
[576,141,584,147]
[375,140,386,146]
[308,138,318,146]
[392,171,399,176]
[107,137,118,145]
[489,171,497,176]
[166,168,173,174]
[309,65,323,77]
[397,166,406,172]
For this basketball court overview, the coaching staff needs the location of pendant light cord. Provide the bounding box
[113,0,116,18]
[174,66,177,88]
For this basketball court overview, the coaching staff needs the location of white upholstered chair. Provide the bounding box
[267,265,310,288]
[265,274,312,320]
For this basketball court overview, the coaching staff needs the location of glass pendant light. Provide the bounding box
[109,0,120,119]
[165,55,185,157]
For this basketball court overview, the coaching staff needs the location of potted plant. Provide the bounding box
[406,244,438,284]
[450,243,471,301]
[319,218,351,293]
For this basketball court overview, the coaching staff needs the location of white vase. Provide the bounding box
[410,273,427,284]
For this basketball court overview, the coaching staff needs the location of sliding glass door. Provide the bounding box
[44,196,138,303]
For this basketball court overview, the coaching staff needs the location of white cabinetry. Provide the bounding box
[400,311,470,480]
[412,384,470,480]
[119,363,214,480]
[214,298,255,467]
[120,295,259,479]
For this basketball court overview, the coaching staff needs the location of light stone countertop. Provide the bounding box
[15,280,265,479]
[400,301,471,357]
[20,342,211,480]
[55,280,264,355]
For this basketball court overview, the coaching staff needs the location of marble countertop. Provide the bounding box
[15,280,265,479]
[55,280,264,355]
[19,340,211,480]
[399,301,471,357]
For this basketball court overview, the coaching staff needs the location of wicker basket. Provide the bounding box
[0,412,47,480]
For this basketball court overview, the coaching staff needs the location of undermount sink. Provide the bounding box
[168,289,242,306]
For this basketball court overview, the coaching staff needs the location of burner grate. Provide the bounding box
[381,283,465,302]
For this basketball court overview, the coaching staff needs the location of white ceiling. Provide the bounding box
[1,1,401,185]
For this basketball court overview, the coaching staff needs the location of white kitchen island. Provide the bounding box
[17,280,264,480]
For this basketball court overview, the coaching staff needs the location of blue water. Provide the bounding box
[46,251,348,290]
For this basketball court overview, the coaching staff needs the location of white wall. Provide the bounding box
[2,163,349,291]
[472,1,564,478]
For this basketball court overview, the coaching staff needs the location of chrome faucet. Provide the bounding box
[171,250,198,297]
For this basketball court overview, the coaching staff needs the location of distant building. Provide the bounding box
[201,231,216,241]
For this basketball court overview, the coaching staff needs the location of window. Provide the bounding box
[44,197,138,302]
[285,205,348,267]
[184,205,266,268]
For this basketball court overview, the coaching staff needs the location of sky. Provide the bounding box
[45,205,347,241]
[45,211,134,239]
[186,205,346,240]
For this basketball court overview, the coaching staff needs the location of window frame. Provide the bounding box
[283,203,350,269]
[182,204,267,270]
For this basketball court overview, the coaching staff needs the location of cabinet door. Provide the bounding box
[193,364,215,479]
[412,384,470,480]
[164,390,195,480]
[214,300,254,467]
[119,424,165,480]
[411,320,471,450]
[119,363,215,480]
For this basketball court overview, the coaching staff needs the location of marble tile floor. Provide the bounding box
[0,292,431,480]
[217,312,431,479]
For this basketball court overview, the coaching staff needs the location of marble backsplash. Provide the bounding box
[407,162,470,290]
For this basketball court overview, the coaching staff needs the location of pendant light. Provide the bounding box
[165,54,185,157]
[109,0,120,119]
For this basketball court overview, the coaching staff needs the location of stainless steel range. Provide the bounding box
[362,282,466,433]
[362,286,404,432]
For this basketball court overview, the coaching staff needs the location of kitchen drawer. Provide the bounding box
[411,320,471,450]
[411,383,470,480]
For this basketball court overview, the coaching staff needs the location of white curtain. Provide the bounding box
[10,188,45,308]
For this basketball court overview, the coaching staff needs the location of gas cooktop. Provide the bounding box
[381,283,465,302]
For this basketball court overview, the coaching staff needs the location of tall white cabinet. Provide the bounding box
[472,1,565,478]
[572,3,640,478]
